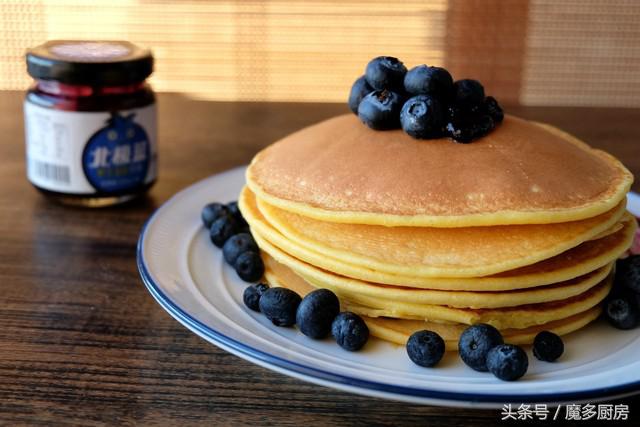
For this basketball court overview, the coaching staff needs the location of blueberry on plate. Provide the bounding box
[209,215,239,247]
[348,75,374,115]
[458,323,504,372]
[486,344,528,381]
[605,286,640,329]
[296,289,340,339]
[406,330,445,367]
[259,287,302,327]
[226,201,248,228]
[234,251,264,283]
[483,96,504,123]
[533,331,564,362]
[243,283,269,312]
[400,95,444,139]
[226,200,240,218]
[202,202,229,229]
[332,312,369,351]
[453,79,485,109]
[358,90,403,130]
[223,233,258,265]
[403,65,454,100]
[365,56,407,91]
[616,256,629,276]
[615,255,640,294]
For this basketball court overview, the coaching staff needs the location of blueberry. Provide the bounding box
[486,344,528,381]
[234,251,264,282]
[615,255,640,294]
[400,95,444,139]
[348,75,374,115]
[295,289,340,339]
[332,312,369,351]
[442,83,498,143]
[453,79,485,109]
[616,257,628,276]
[259,287,302,327]
[446,111,495,143]
[470,114,495,139]
[484,96,504,123]
[202,202,229,229]
[227,201,240,217]
[404,65,454,100]
[605,286,640,329]
[243,283,269,312]
[445,121,475,143]
[209,215,239,247]
[533,331,564,362]
[406,330,446,367]
[223,233,258,265]
[226,201,248,228]
[365,56,407,91]
[458,323,504,372]
[357,90,403,130]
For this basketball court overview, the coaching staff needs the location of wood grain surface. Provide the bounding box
[0,91,639,426]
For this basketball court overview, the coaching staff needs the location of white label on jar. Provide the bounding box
[24,102,157,194]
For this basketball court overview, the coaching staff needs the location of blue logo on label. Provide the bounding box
[82,112,150,193]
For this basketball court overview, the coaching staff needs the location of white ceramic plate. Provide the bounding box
[137,167,640,408]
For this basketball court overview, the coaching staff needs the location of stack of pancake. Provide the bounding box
[239,114,635,350]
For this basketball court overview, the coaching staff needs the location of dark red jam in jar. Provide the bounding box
[24,40,157,207]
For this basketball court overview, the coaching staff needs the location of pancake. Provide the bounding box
[247,114,633,227]
[263,261,602,349]
[365,308,602,350]
[241,187,637,289]
[261,247,612,308]
[263,251,612,329]
[347,280,609,329]
[589,222,624,240]
[255,189,626,277]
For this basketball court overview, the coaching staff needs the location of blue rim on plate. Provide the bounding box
[137,181,640,405]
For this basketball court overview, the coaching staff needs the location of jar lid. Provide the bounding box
[26,40,153,86]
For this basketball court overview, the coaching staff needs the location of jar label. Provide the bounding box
[24,102,157,195]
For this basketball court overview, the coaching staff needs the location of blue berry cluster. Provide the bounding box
[604,255,640,329]
[459,324,530,381]
[459,324,528,381]
[202,201,264,282]
[407,324,563,381]
[348,56,504,143]
[202,201,370,352]
[245,285,369,352]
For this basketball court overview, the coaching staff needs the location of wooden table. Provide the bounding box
[1,91,639,425]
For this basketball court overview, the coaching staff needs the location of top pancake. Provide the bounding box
[247,114,632,227]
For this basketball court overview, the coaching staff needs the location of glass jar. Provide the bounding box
[24,40,157,207]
